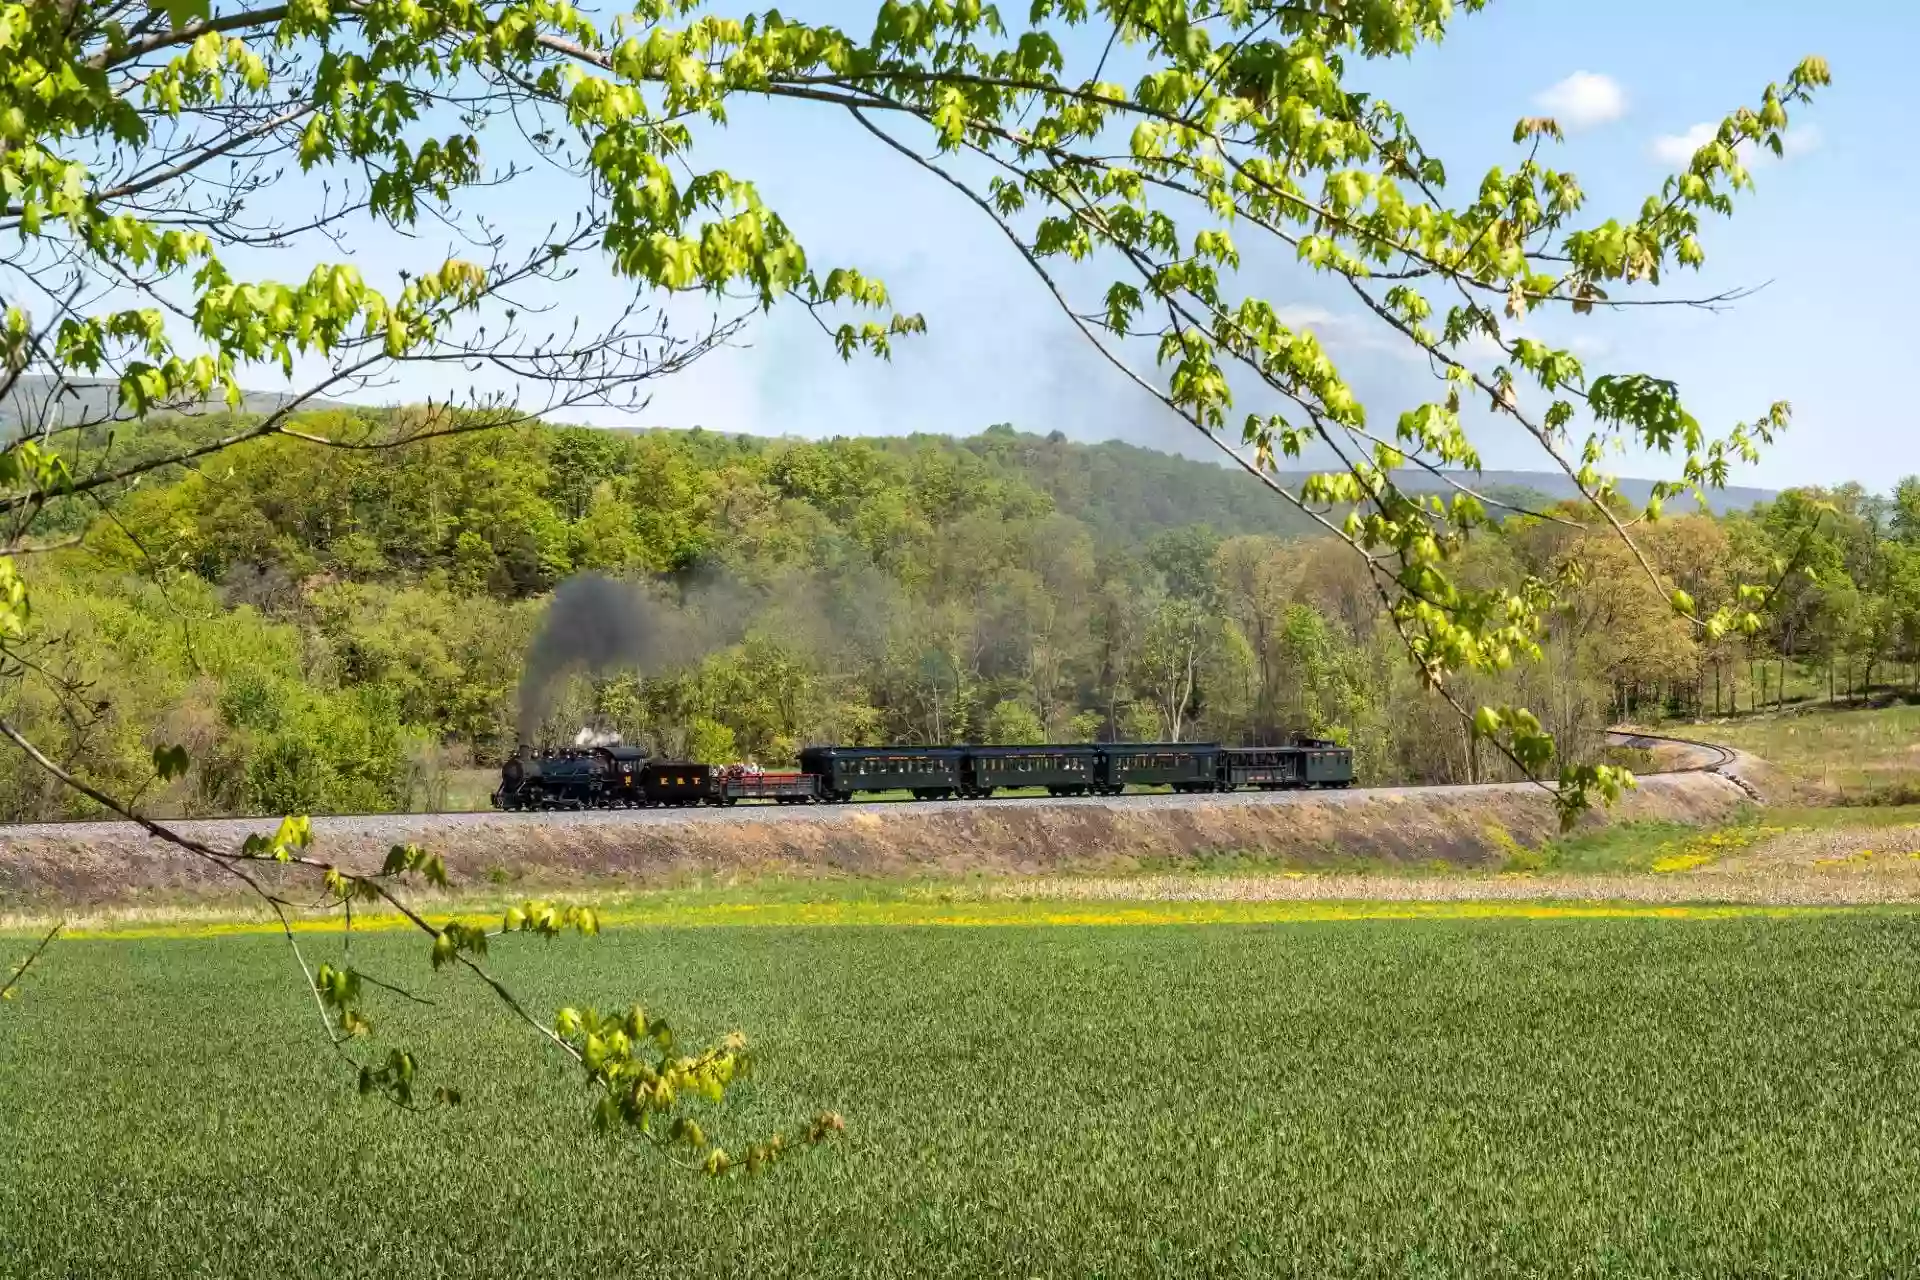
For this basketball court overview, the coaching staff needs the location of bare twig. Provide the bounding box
[1,920,64,1002]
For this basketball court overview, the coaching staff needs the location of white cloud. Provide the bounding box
[1651,122,1718,167]
[1273,305,1340,329]
[1782,122,1825,158]
[1653,120,1822,169]
[1274,304,1426,364]
[1452,323,1611,369]
[1533,72,1628,130]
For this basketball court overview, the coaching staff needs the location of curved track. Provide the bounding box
[0,728,1750,845]
[1602,727,1737,772]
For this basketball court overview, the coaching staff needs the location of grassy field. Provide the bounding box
[6,909,1920,1278]
[1702,700,1920,802]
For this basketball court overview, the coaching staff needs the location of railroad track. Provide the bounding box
[0,729,1750,843]
[1602,728,1755,800]
[1602,728,1737,773]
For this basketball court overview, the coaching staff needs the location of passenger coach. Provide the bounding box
[496,736,1353,810]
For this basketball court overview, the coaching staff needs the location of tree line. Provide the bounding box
[0,410,1883,820]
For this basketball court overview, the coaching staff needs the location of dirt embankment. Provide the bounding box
[0,771,1749,910]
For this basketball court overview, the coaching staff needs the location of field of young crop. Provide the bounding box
[6,909,1920,1278]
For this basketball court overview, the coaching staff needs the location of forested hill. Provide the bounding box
[16,398,1774,540]
[1335,469,1776,516]
[0,406,1800,822]
[861,427,1324,543]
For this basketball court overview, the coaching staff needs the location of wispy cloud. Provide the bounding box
[1274,304,1426,364]
[1781,123,1825,159]
[1652,120,1824,167]
[1533,72,1628,130]
[1651,122,1719,167]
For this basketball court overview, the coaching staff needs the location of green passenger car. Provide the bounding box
[965,745,1101,795]
[797,746,967,799]
[1098,743,1224,793]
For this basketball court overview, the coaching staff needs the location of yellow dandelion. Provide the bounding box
[1649,852,1714,874]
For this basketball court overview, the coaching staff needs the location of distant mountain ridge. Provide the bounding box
[1271,467,1776,517]
[0,375,340,434]
[844,429,1776,543]
[1,381,1779,532]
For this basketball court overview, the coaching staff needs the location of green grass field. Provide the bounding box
[6,910,1920,1278]
[1704,700,1920,802]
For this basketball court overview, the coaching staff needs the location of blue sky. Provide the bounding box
[263,0,1912,489]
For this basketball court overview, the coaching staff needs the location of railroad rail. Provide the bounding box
[0,726,1755,837]
[1602,728,1756,801]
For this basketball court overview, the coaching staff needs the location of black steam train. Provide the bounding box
[492,738,1354,811]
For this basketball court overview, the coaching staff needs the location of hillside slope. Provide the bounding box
[0,406,1796,822]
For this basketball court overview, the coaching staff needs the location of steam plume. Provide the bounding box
[517,574,694,740]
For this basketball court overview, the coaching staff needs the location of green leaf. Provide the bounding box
[153,0,211,25]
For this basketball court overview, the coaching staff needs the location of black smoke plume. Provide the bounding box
[515,557,899,745]
[516,574,696,741]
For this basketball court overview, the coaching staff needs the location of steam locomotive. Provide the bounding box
[492,737,1354,810]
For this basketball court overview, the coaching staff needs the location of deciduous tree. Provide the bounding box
[0,0,1827,1154]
